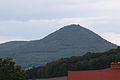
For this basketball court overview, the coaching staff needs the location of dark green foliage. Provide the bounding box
[0,58,28,80]
[0,24,117,68]
[27,47,120,79]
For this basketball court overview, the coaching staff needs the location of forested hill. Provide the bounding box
[0,24,117,68]
[27,47,120,79]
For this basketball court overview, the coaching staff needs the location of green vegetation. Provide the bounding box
[0,58,28,80]
[0,25,117,68]
[27,47,120,79]
[31,77,67,80]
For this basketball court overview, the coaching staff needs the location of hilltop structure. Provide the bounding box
[68,62,120,80]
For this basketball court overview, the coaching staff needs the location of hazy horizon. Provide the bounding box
[0,0,120,45]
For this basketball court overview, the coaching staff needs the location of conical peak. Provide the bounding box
[63,24,83,28]
[59,24,86,31]
[58,24,90,34]
[65,24,81,27]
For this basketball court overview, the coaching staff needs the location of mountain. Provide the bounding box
[0,24,117,68]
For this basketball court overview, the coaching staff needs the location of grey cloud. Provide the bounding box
[0,0,107,20]
[0,0,120,44]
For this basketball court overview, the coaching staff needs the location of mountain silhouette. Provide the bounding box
[0,24,117,68]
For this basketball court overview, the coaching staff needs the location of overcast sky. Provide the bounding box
[0,0,120,45]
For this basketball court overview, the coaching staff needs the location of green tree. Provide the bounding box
[0,58,28,80]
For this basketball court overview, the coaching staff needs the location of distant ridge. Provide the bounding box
[0,24,117,68]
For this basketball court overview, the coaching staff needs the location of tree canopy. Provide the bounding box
[0,58,28,80]
[27,47,120,79]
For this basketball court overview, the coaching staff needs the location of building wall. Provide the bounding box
[68,69,120,80]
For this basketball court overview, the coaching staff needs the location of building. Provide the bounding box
[68,62,120,80]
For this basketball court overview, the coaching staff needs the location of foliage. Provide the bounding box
[0,25,117,69]
[27,47,120,79]
[0,58,28,80]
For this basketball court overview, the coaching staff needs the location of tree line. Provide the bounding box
[1,47,120,79]
[27,47,120,79]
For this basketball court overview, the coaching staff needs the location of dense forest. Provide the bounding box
[27,46,120,79]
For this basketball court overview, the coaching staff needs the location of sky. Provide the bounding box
[0,0,120,46]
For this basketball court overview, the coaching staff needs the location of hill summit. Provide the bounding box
[0,24,117,68]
